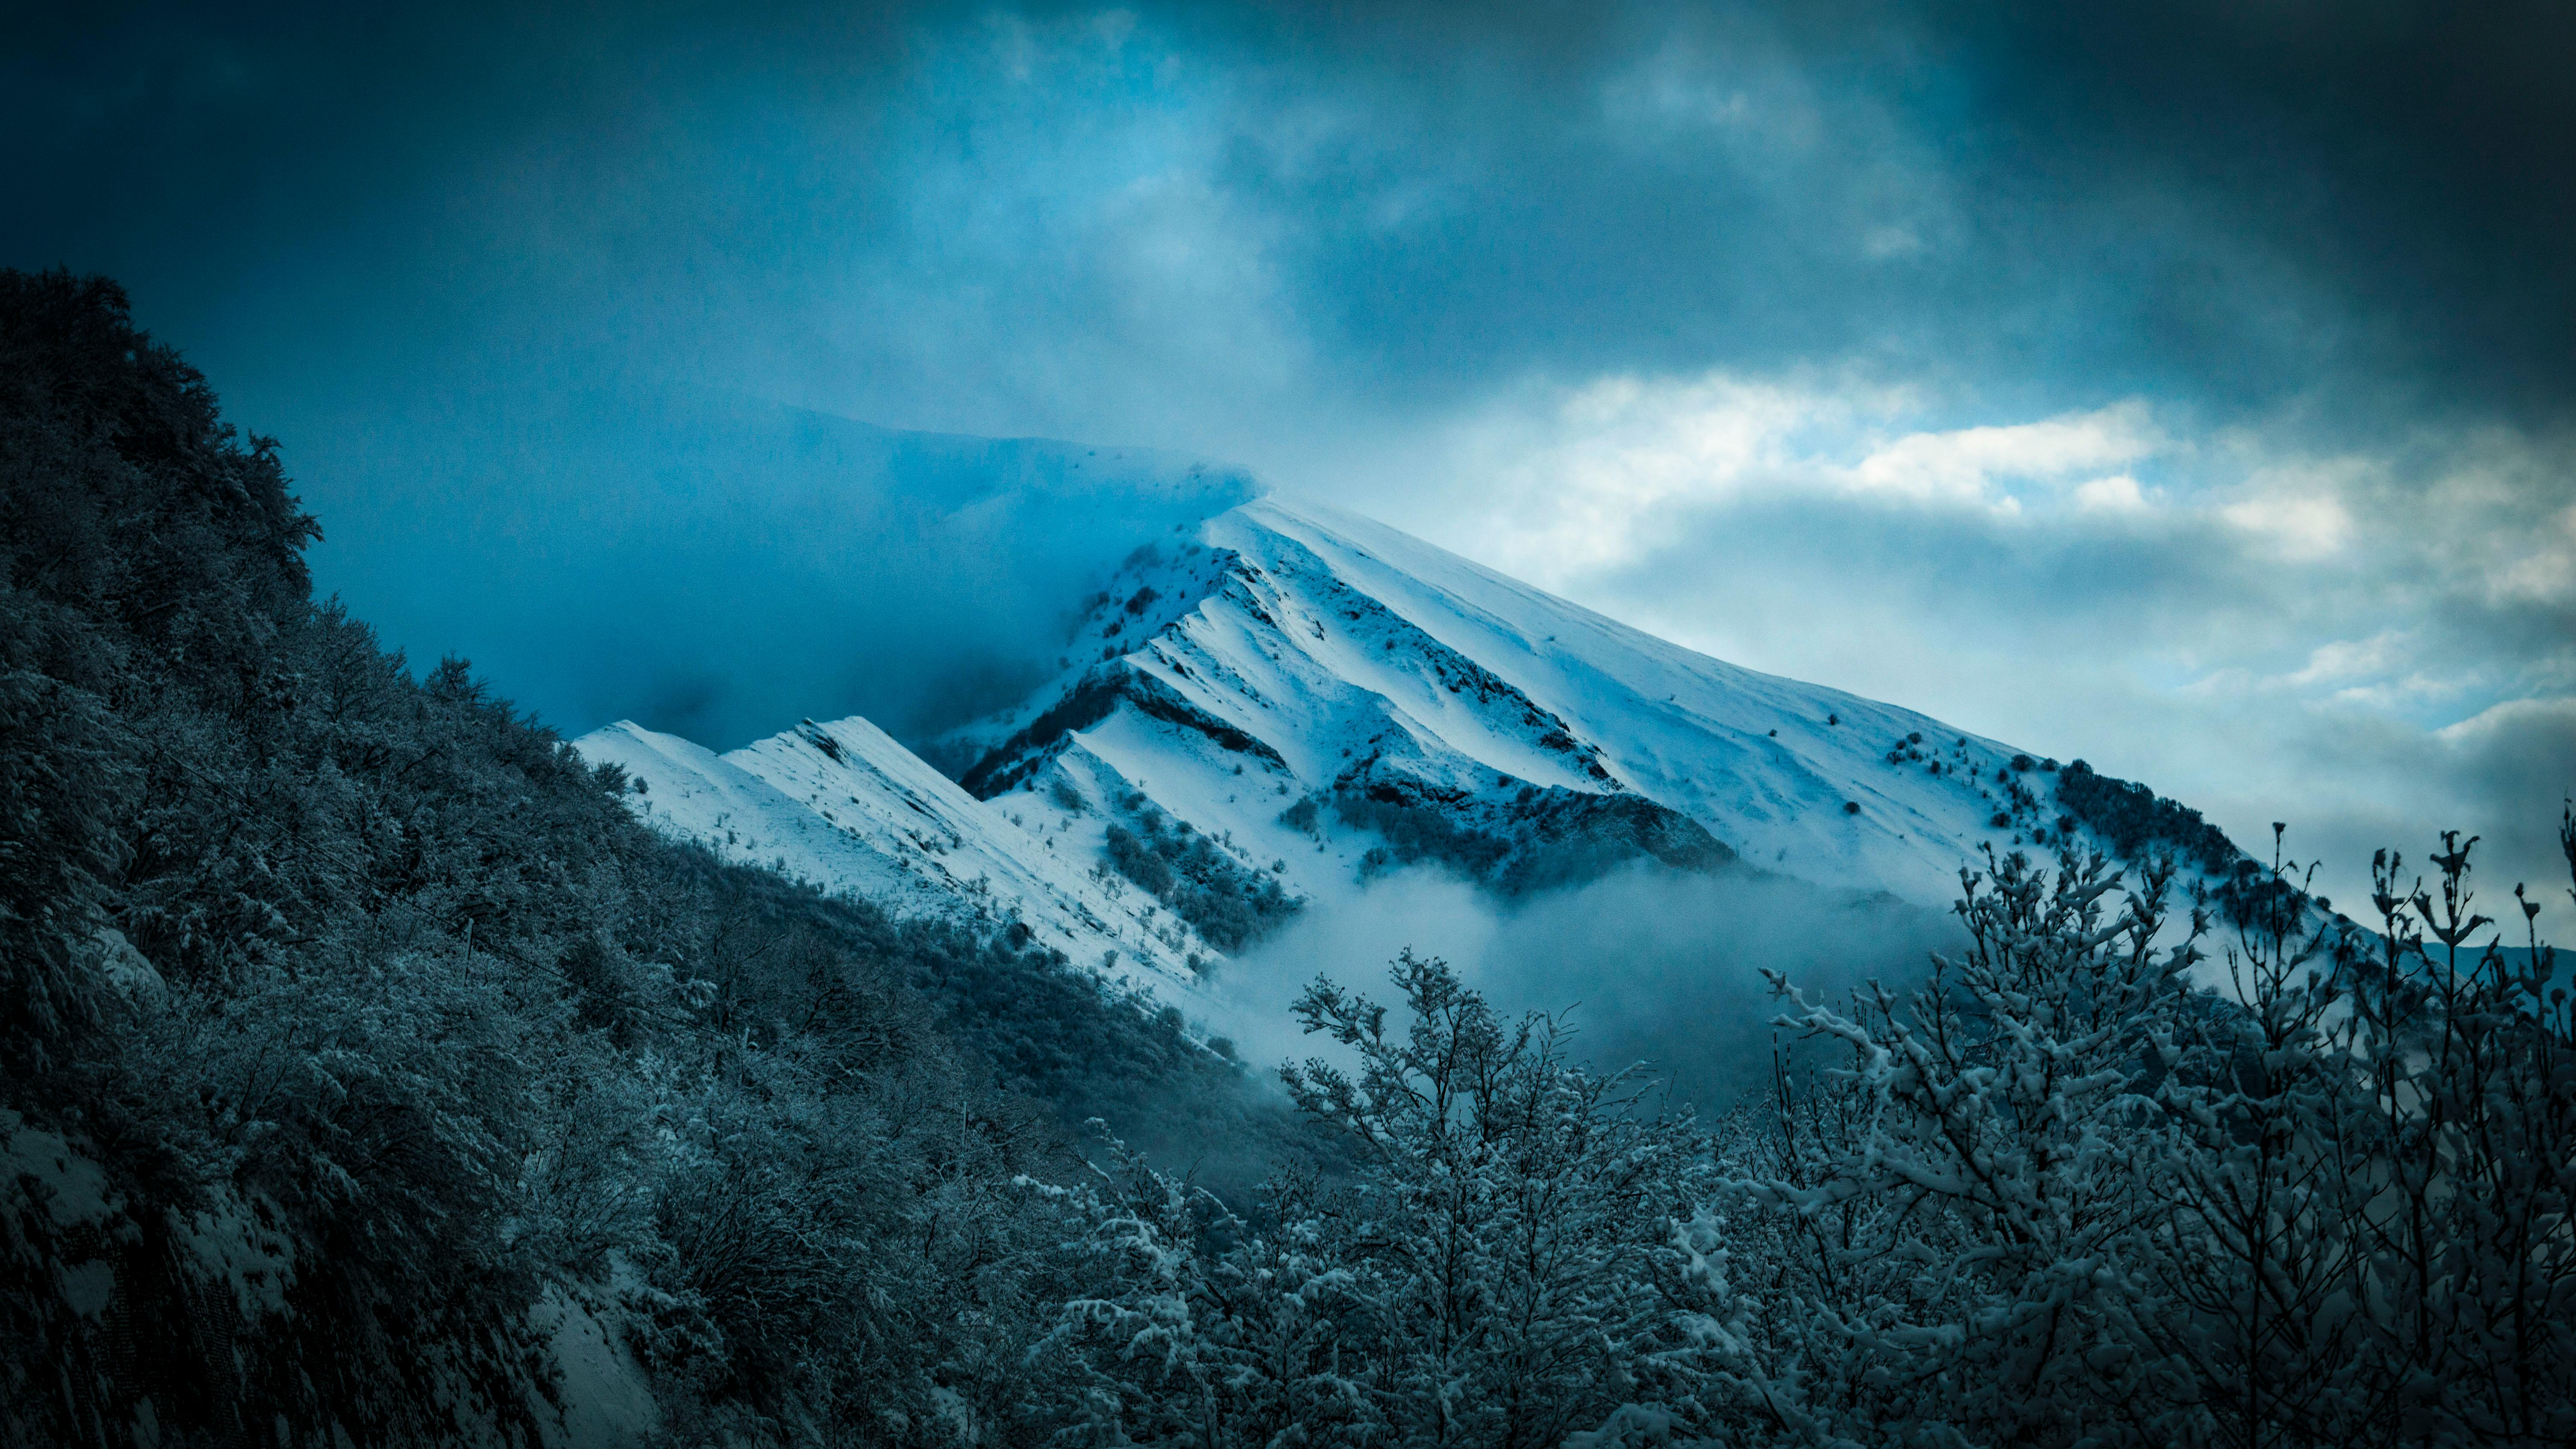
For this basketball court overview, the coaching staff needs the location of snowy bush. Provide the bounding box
[1044,951,1750,1447]
[1720,822,2576,1447]
[1104,809,1300,951]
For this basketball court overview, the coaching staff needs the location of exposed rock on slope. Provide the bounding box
[584,491,2248,989]
[944,495,2120,912]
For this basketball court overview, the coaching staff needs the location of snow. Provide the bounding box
[571,715,1221,989]
[0,1108,116,1230]
[950,494,2070,910]
[582,489,2126,994]
[533,1283,659,1448]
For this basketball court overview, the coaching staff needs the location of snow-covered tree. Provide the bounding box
[1731,819,2576,1449]
[1732,847,2204,1445]
[1286,950,1707,1446]
[1047,951,1730,1448]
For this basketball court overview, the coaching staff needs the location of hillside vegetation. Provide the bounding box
[0,269,1260,1445]
[5,271,2572,1448]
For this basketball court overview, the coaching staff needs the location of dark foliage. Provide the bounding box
[1333,779,1732,893]
[2055,756,2241,870]
[1338,789,1512,880]
[1278,793,1321,835]
[1104,806,1299,952]
[961,665,1285,799]
[0,271,1276,1447]
[1721,827,2576,1448]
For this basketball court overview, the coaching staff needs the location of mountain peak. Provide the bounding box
[581,487,2236,990]
[944,492,2052,908]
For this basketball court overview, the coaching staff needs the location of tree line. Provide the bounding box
[1041,824,2575,1448]
[0,268,1266,1445]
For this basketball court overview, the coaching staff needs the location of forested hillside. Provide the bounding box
[5,271,2572,1448]
[0,270,1264,1444]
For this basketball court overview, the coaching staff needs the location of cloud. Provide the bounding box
[2221,490,2356,561]
[1421,376,2196,594]
[12,1,2576,435]
[1845,402,2160,508]
[1202,861,1962,1119]
[2425,697,2576,906]
[2074,475,2151,513]
[6,0,2567,932]
[1346,367,2573,917]
[2286,632,2413,689]
[306,385,1261,746]
[1901,0,2576,418]
[2205,695,2576,935]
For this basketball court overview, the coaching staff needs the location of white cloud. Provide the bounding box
[1843,400,2159,507]
[2287,632,2411,687]
[1435,371,1860,581]
[2329,673,2479,710]
[2487,501,2576,605]
[1329,366,2576,913]
[2433,693,2576,747]
[2073,474,2152,513]
[2222,490,2355,560]
[1428,373,2179,587]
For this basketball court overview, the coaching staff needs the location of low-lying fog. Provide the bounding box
[1200,859,1964,1123]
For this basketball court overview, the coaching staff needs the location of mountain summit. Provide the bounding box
[578,491,2230,989]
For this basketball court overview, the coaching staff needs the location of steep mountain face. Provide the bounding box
[942,495,2079,906]
[582,491,2209,989]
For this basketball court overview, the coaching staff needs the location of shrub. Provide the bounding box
[1722,820,2576,1447]
[1103,811,1299,951]
[1045,952,1721,1446]
[2055,757,2239,870]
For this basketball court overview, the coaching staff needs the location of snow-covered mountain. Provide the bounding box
[573,714,1226,985]
[578,490,2232,993]
[941,495,2080,897]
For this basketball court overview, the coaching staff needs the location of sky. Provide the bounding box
[7,0,2573,917]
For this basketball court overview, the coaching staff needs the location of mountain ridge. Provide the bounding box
[577,489,2253,990]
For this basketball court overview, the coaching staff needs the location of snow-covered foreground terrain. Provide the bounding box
[578,491,2214,993]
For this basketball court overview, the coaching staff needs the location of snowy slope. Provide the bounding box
[572,716,1222,988]
[945,494,2101,912]
[583,489,2233,994]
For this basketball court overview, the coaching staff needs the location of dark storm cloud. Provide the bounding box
[855,0,2564,435]
[1908,0,2576,420]
[304,382,1258,748]
[14,0,2570,416]
[6,0,2567,748]
[1225,0,2576,426]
